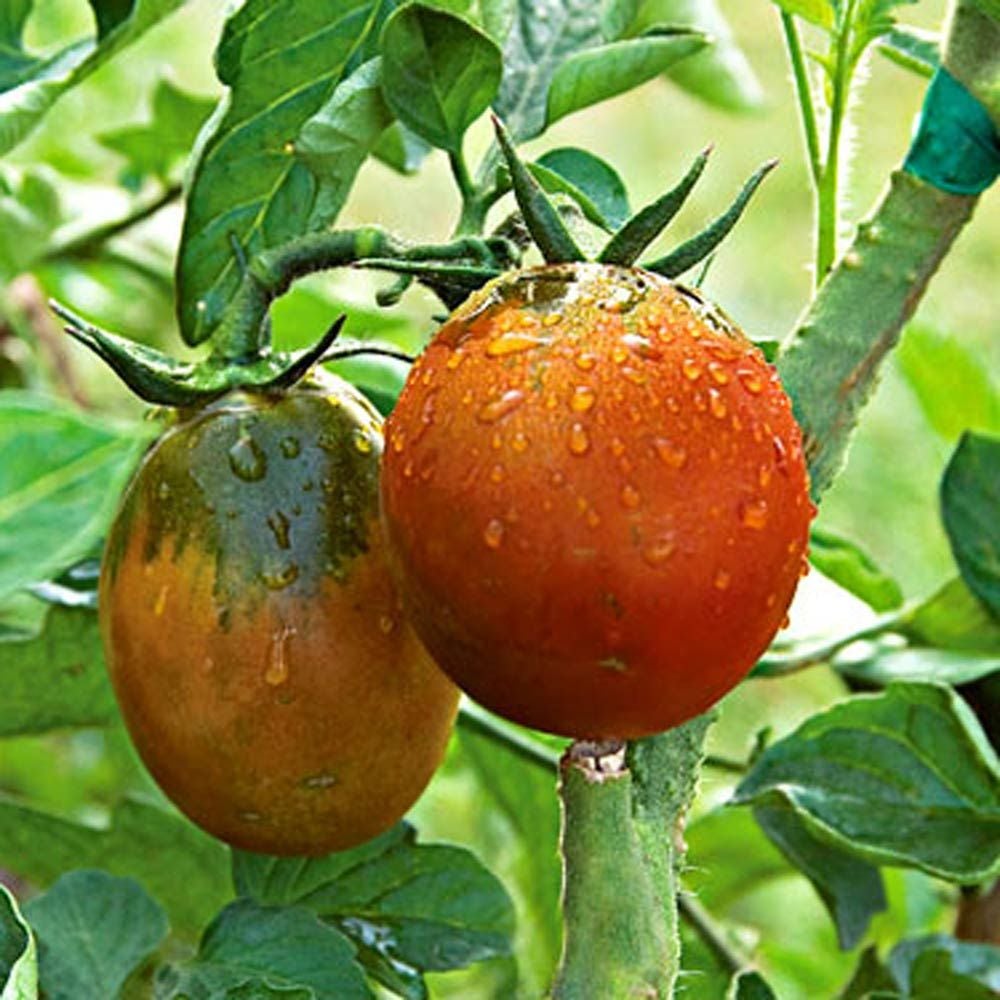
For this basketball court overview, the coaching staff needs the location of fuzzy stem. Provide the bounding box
[779,12,822,188]
[552,715,714,999]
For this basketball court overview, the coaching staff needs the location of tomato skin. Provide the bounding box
[382,264,814,740]
[100,375,458,856]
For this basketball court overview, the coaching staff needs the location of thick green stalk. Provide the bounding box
[552,716,714,998]
[778,0,997,498]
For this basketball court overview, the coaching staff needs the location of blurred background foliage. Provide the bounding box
[1,0,997,997]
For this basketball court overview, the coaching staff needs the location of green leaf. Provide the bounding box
[770,0,835,29]
[88,0,138,40]
[493,0,605,140]
[941,433,1000,616]
[0,798,229,940]
[296,58,394,223]
[728,970,778,999]
[156,899,372,999]
[833,642,1000,687]
[545,30,705,127]
[877,27,941,77]
[25,870,167,1000]
[0,604,116,736]
[897,325,1000,440]
[901,578,1000,654]
[0,884,36,1000]
[0,0,186,157]
[176,0,386,345]
[732,683,1000,882]
[534,147,630,230]
[372,121,433,175]
[98,76,216,183]
[629,0,765,112]
[0,167,64,278]
[888,935,1000,994]
[907,950,997,998]
[232,822,516,984]
[840,947,898,999]
[809,526,905,611]
[753,804,886,949]
[0,392,152,602]
[380,4,501,153]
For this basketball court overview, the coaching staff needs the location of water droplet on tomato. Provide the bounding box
[571,386,596,412]
[262,563,299,590]
[772,436,789,475]
[682,358,702,381]
[483,519,504,549]
[154,585,168,617]
[267,511,291,549]
[490,464,505,483]
[714,569,731,591]
[511,431,529,452]
[653,437,687,468]
[280,436,300,458]
[573,352,597,371]
[708,388,727,419]
[707,361,731,385]
[568,423,590,455]
[738,369,763,394]
[759,465,772,488]
[265,625,295,686]
[157,482,171,500]
[611,437,626,457]
[641,536,675,567]
[228,435,266,481]
[740,499,769,530]
[486,333,547,357]
[353,429,373,454]
[378,614,396,634]
[620,484,640,508]
[477,389,525,423]
[301,772,337,790]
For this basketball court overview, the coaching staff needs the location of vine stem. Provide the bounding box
[779,12,822,188]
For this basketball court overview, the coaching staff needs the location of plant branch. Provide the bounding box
[779,12,823,188]
[677,894,750,975]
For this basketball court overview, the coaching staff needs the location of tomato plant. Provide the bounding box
[0,1,998,998]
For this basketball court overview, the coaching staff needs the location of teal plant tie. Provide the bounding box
[904,67,1000,195]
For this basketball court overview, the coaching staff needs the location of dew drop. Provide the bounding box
[491,432,502,450]
[707,361,731,385]
[154,585,168,617]
[738,369,764,394]
[641,536,675,567]
[620,484,640,508]
[621,365,647,386]
[228,434,266,481]
[653,437,687,468]
[571,386,596,413]
[477,389,525,423]
[708,388,727,419]
[379,614,396,634]
[302,772,337,790]
[585,507,601,528]
[267,511,291,550]
[551,470,566,487]
[573,351,597,371]
[543,311,562,327]
[740,498,769,530]
[391,431,406,453]
[611,345,628,364]
[714,569,731,591]
[568,423,590,455]
[265,625,295,686]
[353,429,373,454]
[780,612,791,629]
[693,391,707,412]
[772,436,790,475]
[445,350,464,370]
[610,437,626,457]
[262,563,299,590]
[280,436,301,458]
[622,333,661,360]
[490,463,505,483]
[766,593,777,608]
[511,431,529,453]
[483,519,505,549]
[486,333,547,357]
[157,482,171,500]
[665,396,680,414]
[682,357,702,381]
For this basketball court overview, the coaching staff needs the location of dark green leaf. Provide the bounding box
[728,969,778,999]
[493,0,604,140]
[897,324,1000,440]
[840,947,898,999]
[833,642,999,687]
[753,804,886,949]
[0,797,229,939]
[0,883,36,1000]
[941,432,1000,617]
[888,935,1000,994]
[156,899,372,999]
[0,0,185,156]
[88,0,137,40]
[598,146,709,266]
[233,822,516,980]
[601,0,640,40]
[372,121,433,174]
[98,76,217,183]
[901,578,1000,653]
[296,58,394,222]
[25,870,167,1000]
[809,527,904,611]
[907,949,997,998]
[176,0,385,345]
[629,0,765,112]
[0,604,117,736]
[850,0,920,64]
[380,4,501,152]
[732,683,1000,882]
[0,392,152,601]
[534,147,630,230]
[877,26,941,77]
[770,0,835,29]
[545,30,705,127]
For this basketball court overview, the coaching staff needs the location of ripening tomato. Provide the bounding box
[381,264,814,740]
[100,373,458,856]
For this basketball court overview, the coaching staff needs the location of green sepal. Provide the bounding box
[598,146,712,266]
[53,301,348,406]
[354,259,505,308]
[643,159,777,278]
[492,114,587,264]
